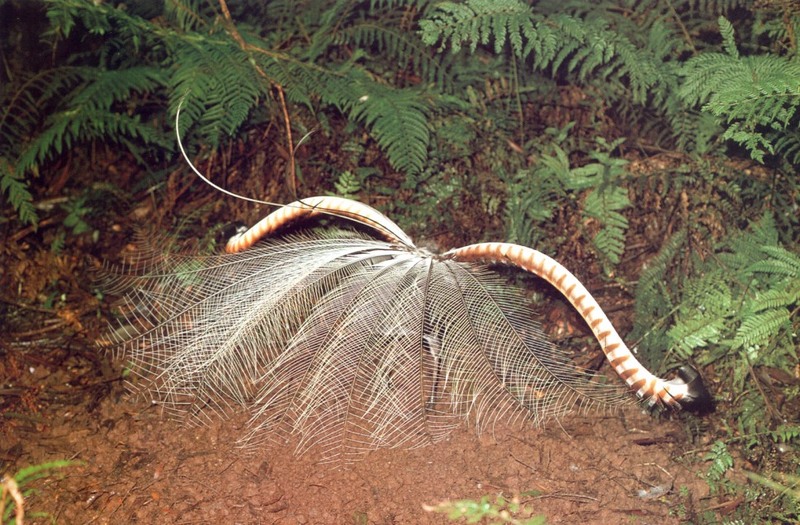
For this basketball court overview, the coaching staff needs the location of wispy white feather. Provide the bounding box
[102,230,628,461]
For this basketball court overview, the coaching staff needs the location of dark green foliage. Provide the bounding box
[680,17,800,162]
[633,213,799,454]
[421,0,663,101]
[503,136,631,267]
[704,440,735,494]
[2,0,440,226]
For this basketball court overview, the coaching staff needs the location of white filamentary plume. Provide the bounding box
[102,102,709,462]
[101,231,629,462]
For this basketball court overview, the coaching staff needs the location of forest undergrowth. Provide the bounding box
[1,0,799,523]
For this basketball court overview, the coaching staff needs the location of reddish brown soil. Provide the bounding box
[3,335,711,524]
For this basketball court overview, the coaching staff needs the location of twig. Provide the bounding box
[664,0,697,55]
[217,0,245,48]
[1,474,25,525]
[11,320,67,339]
[529,491,599,503]
[218,0,297,198]
[274,84,297,198]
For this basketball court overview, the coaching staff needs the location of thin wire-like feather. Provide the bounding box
[102,230,629,461]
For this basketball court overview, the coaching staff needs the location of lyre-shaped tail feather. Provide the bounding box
[445,243,710,410]
[103,230,629,461]
[103,195,710,461]
[225,196,416,253]
[242,244,626,461]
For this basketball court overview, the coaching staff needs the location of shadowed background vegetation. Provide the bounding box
[1,0,798,522]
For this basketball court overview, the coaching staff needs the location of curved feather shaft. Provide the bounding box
[225,196,415,253]
[444,242,693,408]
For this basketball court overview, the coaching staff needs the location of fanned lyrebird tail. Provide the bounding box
[102,233,628,461]
[101,196,709,462]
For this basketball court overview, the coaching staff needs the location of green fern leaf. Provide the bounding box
[584,186,630,265]
[668,271,733,358]
[172,39,267,147]
[344,84,430,175]
[591,228,626,266]
[420,0,535,55]
[0,158,38,225]
[732,308,791,351]
[748,245,800,278]
[771,424,800,444]
[334,170,362,199]
[718,16,739,59]
[630,231,687,364]
[15,109,167,176]
[772,128,800,165]
[748,288,799,312]
[705,440,734,484]
[679,19,800,162]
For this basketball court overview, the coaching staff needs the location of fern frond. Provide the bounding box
[718,16,739,59]
[422,3,664,101]
[668,271,733,358]
[679,18,800,162]
[705,440,734,483]
[583,185,630,265]
[15,109,168,176]
[748,288,799,312]
[72,66,165,109]
[0,158,38,225]
[339,80,431,175]
[771,128,800,165]
[685,0,751,15]
[334,171,362,199]
[732,308,791,351]
[420,0,536,55]
[164,0,210,32]
[718,213,779,269]
[170,38,267,147]
[501,164,563,247]
[770,424,800,444]
[634,231,687,313]
[0,68,86,147]
[630,231,688,365]
[748,245,800,278]
[336,21,453,89]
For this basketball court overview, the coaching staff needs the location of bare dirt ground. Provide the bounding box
[4,357,709,524]
[2,283,712,524]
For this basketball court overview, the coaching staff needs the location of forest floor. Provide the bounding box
[1,151,741,525]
